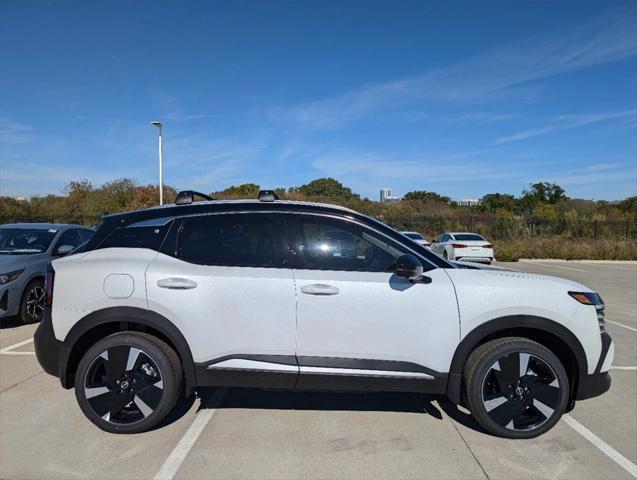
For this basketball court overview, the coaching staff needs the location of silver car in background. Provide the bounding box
[0,223,94,324]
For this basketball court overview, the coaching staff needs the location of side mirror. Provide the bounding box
[55,245,74,256]
[395,253,424,281]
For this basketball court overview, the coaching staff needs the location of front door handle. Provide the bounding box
[300,284,340,296]
[157,278,198,290]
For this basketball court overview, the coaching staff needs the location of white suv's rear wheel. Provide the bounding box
[75,332,182,434]
[463,337,569,439]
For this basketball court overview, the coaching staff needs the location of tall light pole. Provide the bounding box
[151,121,164,205]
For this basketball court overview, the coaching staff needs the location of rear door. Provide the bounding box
[287,213,459,392]
[146,212,299,388]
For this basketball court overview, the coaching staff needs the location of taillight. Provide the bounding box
[45,270,55,306]
[484,244,493,249]
[452,243,467,248]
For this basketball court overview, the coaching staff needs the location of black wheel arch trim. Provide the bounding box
[446,315,589,404]
[60,306,196,394]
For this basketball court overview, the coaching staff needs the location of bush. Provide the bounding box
[494,239,637,261]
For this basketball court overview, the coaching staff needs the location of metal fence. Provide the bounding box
[2,215,636,241]
[380,216,637,241]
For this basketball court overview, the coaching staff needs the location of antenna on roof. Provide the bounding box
[175,190,214,205]
[258,190,279,202]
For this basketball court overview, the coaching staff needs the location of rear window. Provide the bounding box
[404,233,424,240]
[97,223,172,251]
[453,233,485,241]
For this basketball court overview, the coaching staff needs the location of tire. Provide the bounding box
[74,331,183,434]
[20,279,45,324]
[463,337,569,439]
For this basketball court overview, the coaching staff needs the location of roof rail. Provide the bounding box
[257,190,279,202]
[175,190,214,205]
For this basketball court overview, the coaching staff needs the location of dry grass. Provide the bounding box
[494,238,637,262]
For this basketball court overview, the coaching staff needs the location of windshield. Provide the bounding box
[0,228,57,254]
[404,232,424,240]
[453,233,486,241]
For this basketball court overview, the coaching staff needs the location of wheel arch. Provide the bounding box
[60,306,196,395]
[446,315,588,404]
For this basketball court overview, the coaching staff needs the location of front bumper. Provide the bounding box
[576,371,612,400]
[0,283,22,318]
[576,332,613,400]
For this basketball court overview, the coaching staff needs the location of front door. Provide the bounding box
[286,213,459,392]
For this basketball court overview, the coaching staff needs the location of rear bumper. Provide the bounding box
[33,306,64,378]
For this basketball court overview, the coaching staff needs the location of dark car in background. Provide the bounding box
[0,223,94,324]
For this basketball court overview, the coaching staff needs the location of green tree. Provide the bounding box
[297,178,359,201]
[403,190,450,203]
[481,193,516,213]
[522,182,567,204]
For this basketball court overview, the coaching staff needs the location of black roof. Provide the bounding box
[91,198,451,268]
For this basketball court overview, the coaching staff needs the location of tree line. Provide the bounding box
[1,177,635,226]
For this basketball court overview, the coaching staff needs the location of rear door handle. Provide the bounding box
[300,284,340,296]
[157,278,198,290]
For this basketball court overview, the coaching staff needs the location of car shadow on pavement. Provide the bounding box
[171,387,489,435]
[0,316,26,329]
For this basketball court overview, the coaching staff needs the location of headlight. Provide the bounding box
[0,270,24,285]
[569,291,605,332]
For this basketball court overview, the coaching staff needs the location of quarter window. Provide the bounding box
[292,215,407,272]
[178,213,287,268]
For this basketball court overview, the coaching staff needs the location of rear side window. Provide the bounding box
[98,224,171,251]
[177,213,287,268]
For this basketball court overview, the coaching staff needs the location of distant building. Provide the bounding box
[458,198,481,207]
[380,188,402,203]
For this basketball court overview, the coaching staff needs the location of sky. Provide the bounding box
[1,0,636,201]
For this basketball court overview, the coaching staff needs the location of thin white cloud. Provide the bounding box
[494,110,637,144]
[0,118,35,145]
[274,12,636,129]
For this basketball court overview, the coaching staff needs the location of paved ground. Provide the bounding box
[0,261,635,480]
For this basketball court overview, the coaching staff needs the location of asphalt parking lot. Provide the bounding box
[1,261,635,480]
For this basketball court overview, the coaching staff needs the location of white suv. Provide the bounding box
[34,191,613,438]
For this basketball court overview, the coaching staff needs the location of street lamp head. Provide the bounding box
[151,121,162,128]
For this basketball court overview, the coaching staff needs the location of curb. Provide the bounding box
[517,259,637,265]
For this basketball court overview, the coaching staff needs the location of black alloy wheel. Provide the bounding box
[21,279,45,324]
[464,337,569,439]
[75,332,182,433]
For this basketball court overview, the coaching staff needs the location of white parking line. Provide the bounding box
[154,388,227,480]
[606,319,637,333]
[524,262,587,272]
[564,414,637,478]
[610,366,637,370]
[0,338,34,355]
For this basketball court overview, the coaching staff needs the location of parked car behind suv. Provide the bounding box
[401,231,432,248]
[0,223,94,324]
[34,192,612,438]
[432,232,494,264]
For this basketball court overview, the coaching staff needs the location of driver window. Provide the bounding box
[294,215,407,272]
[55,229,82,250]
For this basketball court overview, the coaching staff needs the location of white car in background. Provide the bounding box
[432,232,493,264]
[401,231,431,248]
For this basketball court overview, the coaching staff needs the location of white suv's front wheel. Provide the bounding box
[75,332,183,433]
[463,337,569,439]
